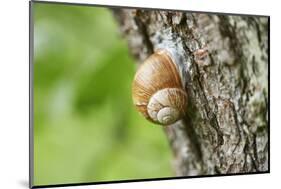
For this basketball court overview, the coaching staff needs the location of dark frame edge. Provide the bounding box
[267,16,270,173]
[29,1,34,188]
[31,171,269,188]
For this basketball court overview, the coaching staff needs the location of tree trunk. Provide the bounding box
[113,9,269,176]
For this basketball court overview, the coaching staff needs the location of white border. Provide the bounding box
[1,0,279,189]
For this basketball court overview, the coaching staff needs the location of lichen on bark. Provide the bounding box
[113,8,269,176]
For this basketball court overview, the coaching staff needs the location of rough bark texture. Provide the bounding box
[113,9,269,176]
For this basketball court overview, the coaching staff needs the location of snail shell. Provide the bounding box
[132,49,187,125]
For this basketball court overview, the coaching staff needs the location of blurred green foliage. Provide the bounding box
[33,2,173,186]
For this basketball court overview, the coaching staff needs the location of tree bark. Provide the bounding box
[113,9,269,176]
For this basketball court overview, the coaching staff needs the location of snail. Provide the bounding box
[132,49,188,125]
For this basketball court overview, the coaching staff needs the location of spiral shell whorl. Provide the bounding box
[132,49,187,125]
[147,88,187,125]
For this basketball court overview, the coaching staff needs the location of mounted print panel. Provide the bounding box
[30,1,269,188]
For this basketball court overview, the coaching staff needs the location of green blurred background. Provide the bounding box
[33,2,173,186]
